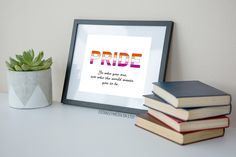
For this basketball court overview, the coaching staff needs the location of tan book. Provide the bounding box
[144,94,231,121]
[135,113,225,145]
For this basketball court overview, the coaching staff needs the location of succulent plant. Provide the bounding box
[6,49,52,71]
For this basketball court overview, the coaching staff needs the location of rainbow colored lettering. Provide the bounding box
[90,50,142,68]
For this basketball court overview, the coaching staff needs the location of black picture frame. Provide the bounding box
[61,19,174,114]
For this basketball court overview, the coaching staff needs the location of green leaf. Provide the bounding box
[42,57,53,70]
[14,65,22,71]
[5,61,15,71]
[10,57,19,66]
[39,59,45,66]
[29,49,34,59]
[27,50,33,61]
[32,51,44,66]
[29,66,44,71]
[15,55,24,65]
[16,54,23,62]
[23,51,33,65]
[21,64,30,71]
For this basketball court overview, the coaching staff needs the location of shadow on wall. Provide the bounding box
[165,23,183,81]
[229,99,235,127]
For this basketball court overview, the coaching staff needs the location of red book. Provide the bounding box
[148,108,229,132]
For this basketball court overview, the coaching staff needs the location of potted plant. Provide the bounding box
[5,49,53,109]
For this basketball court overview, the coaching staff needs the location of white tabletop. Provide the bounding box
[0,93,235,157]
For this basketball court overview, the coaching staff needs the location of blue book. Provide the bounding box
[143,94,231,121]
[153,81,231,108]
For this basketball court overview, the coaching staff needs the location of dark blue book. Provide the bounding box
[153,81,231,108]
[143,94,231,121]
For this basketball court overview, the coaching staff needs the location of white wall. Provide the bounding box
[0,0,235,125]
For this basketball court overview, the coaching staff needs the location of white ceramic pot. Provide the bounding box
[7,69,52,109]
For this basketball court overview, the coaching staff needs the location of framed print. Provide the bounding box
[61,19,173,114]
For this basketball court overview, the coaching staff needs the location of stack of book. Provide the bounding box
[135,81,231,145]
